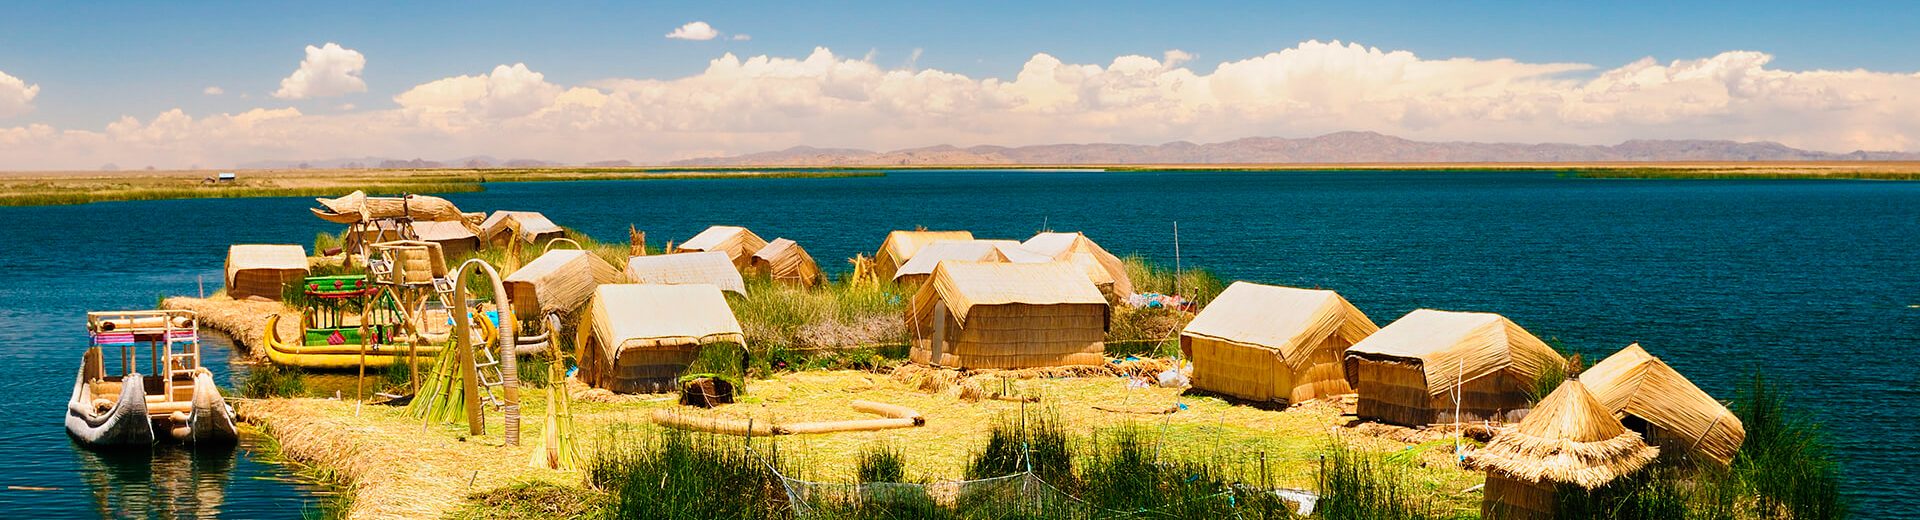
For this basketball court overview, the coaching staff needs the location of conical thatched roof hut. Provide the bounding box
[576,284,746,393]
[1344,309,1565,425]
[479,210,565,246]
[750,238,823,287]
[908,261,1109,369]
[624,251,747,295]
[874,230,974,281]
[225,244,309,301]
[504,249,625,317]
[892,240,1049,287]
[674,225,768,271]
[1466,379,1659,519]
[1180,282,1379,404]
[1023,232,1135,296]
[1581,343,1745,467]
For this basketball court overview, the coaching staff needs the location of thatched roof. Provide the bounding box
[1466,380,1659,489]
[1581,343,1745,466]
[1023,232,1135,296]
[1344,309,1564,397]
[480,211,564,243]
[587,284,745,364]
[674,225,768,269]
[311,191,471,225]
[875,230,974,273]
[411,220,479,242]
[1181,282,1378,367]
[909,261,1108,328]
[624,251,746,295]
[227,244,308,272]
[505,249,625,316]
[751,238,823,286]
[893,240,1050,282]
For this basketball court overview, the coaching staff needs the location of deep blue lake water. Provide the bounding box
[0,169,1914,517]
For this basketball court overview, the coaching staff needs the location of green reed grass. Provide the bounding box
[241,363,310,398]
[585,428,789,520]
[0,182,484,207]
[1733,373,1850,519]
[1316,442,1446,520]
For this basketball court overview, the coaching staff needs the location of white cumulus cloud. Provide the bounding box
[273,42,367,99]
[666,21,720,41]
[6,40,1920,170]
[0,69,40,118]
[203,86,224,95]
[731,34,752,41]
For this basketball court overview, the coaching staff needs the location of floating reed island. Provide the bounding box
[158,190,1850,519]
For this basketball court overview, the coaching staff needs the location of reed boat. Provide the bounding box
[68,310,237,447]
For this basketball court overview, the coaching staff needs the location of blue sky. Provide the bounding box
[2,2,1918,168]
[4,1,1916,129]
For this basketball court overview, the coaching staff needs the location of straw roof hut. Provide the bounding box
[1581,343,1745,467]
[225,244,308,301]
[310,191,471,225]
[1343,309,1565,425]
[1466,379,1659,519]
[504,249,625,318]
[479,211,565,246]
[410,220,482,258]
[750,238,823,287]
[673,226,768,271]
[1023,232,1135,296]
[576,284,746,393]
[624,252,747,296]
[874,230,974,281]
[892,240,1050,287]
[1180,282,1379,404]
[908,261,1109,369]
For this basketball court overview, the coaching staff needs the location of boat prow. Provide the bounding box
[66,370,153,447]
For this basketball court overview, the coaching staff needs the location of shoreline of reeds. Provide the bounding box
[0,170,883,207]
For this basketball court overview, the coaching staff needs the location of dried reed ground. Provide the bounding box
[244,369,1484,518]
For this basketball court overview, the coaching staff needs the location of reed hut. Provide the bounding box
[1465,379,1659,520]
[874,230,974,281]
[1023,232,1135,296]
[504,249,625,318]
[908,261,1109,369]
[750,238,823,287]
[892,240,1050,287]
[1179,282,1380,404]
[410,220,482,258]
[1581,343,1745,467]
[479,210,565,246]
[224,244,308,301]
[1343,309,1565,425]
[674,225,768,271]
[577,284,746,394]
[624,251,747,296]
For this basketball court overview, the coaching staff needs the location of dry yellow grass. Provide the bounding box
[245,368,1487,518]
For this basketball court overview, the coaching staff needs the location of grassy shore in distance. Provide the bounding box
[6,161,1918,207]
[0,168,884,207]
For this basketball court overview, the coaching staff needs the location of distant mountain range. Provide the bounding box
[670,132,1920,166]
[231,132,1920,170]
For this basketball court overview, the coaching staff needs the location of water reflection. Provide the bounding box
[75,444,234,519]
